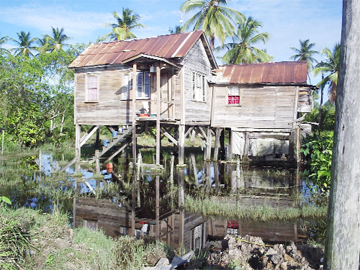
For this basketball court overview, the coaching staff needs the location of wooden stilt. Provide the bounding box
[155,175,160,240]
[156,65,161,165]
[95,150,100,174]
[205,126,212,161]
[178,169,185,250]
[220,128,225,160]
[132,63,137,165]
[178,125,185,165]
[228,128,232,160]
[214,128,221,161]
[95,128,100,147]
[75,124,81,172]
[190,154,198,185]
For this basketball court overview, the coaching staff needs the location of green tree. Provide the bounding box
[290,39,318,82]
[313,43,340,103]
[46,27,71,52]
[0,33,9,54]
[169,25,183,34]
[104,8,146,41]
[180,0,244,50]
[10,31,38,57]
[217,16,272,64]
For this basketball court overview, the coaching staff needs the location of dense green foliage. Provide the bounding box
[301,132,334,192]
[0,40,88,147]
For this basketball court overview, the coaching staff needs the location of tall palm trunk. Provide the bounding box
[325,0,360,268]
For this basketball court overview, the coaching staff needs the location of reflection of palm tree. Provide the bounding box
[217,17,271,64]
[290,39,318,82]
[11,31,38,57]
[46,27,70,52]
[104,8,145,41]
[0,33,9,54]
[313,43,340,103]
[181,0,244,50]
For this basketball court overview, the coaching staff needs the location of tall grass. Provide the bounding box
[184,195,328,221]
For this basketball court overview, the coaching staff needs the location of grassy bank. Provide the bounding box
[0,206,173,270]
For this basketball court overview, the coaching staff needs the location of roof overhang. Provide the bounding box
[122,53,181,69]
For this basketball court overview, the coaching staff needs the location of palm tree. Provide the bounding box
[290,39,318,82]
[104,8,145,41]
[169,26,182,34]
[180,0,244,51]
[217,16,271,64]
[313,43,341,103]
[11,31,38,57]
[36,36,51,54]
[0,33,9,54]
[46,27,70,52]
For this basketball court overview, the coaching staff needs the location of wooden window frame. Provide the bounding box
[227,86,243,106]
[85,73,100,103]
[192,71,206,102]
[122,72,151,100]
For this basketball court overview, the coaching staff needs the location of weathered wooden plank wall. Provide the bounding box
[212,85,299,129]
[181,40,213,125]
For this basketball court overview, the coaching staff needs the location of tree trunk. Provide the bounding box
[325,1,360,269]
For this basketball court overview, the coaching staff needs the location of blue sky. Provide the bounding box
[0,0,342,85]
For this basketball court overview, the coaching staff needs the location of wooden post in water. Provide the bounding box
[156,65,161,165]
[95,150,100,174]
[190,154,198,186]
[155,175,160,241]
[178,169,185,251]
[325,1,360,268]
[75,124,81,172]
[205,126,212,161]
[132,63,137,165]
[131,174,136,237]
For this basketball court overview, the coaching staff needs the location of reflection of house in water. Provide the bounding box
[74,197,207,251]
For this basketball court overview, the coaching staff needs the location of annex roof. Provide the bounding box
[69,30,217,69]
[214,61,308,85]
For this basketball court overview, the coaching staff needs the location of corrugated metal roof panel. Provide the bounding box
[173,31,202,57]
[69,31,205,68]
[216,62,308,84]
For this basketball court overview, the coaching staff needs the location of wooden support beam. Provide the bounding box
[95,150,100,174]
[156,65,161,165]
[184,126,194,139]
[205,126,212,161]
[198,126,207,139]
[132,63,137,165]
[161,127,178,146]
[80,125,99,147]
[104,138,131,163]
[214,128,221,161]
[178,68,185,165]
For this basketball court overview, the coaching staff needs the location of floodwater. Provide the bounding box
[0,148,324,251]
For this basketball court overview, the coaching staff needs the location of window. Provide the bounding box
[192,72,206,102]
[122,72,151,100]
[86,74,100,102]
[227,86,242,105]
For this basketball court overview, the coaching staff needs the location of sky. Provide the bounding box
[0,0,343,85]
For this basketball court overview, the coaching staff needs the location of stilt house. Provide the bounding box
[68,31,313,165]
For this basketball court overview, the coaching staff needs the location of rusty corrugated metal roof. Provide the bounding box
[214,61,308,84]
[69,30,207,68]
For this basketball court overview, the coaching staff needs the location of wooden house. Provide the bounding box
[68,31,313,166]
[68,30,217,165]
[212,62,313,162]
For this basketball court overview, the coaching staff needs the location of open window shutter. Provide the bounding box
[144,72,151,98]
[137,72,143,98]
